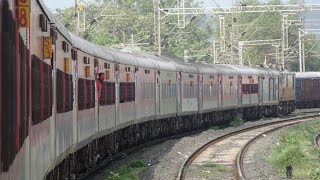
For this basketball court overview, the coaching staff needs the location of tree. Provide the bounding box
[54,0,215,62]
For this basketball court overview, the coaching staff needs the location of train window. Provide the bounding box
[84,57,90,64]
[251,84,258,94]
[104,63,110,69]
[125,67,131,72]
[105,70,110,80]
[85,66,90,78]
[189,74,194,78]
[65,58,70,73]
[100,82,116,106]
[209,75,214,79]
[71,49,78,60]
[39,14,47,32]
[119,82,135,103]
[145,69,150,74]
[62,41,69,52]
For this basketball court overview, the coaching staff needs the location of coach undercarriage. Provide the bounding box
[46,104,290,180]
[296,100,320,109]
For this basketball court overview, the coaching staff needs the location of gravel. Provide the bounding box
[242,128,288,180]
[89,112,319,180]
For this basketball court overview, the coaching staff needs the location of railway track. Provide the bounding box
[177,114,319,180]
[316,133,320,151]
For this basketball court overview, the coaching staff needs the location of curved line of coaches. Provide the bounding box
[0,0,317,179]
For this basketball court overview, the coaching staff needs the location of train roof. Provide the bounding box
[38,0,72,42]
[141,53,177,72]
[210,64,239,75]
[130,52,157,69]
[160,56,199,74]
[257,67,281,77]
[280,70,295,75]
[193,63,219,75]
[295,72,320,79]
[108,49,137,66]
[227,64,261,76]
[95,45,116,62]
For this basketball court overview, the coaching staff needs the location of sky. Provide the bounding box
[43,0,78,10]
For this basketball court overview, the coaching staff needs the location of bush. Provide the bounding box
[105,160,146,180]
[267,121,320,179]
[129,160,145,168]
[230,114,244,127]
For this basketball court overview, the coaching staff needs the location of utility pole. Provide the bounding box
[219,16,226,53]
[230,24,234,64]
[178,0,186,28]
[238,39,281,65]
[131,34,134,51]
[275,45,280,64]
[158,2,320,64]
[212,40,217,64]
[184,50,188,63]
[75,0,80,35]
[281,14,288,69]
[298,29,320,72]
[298,29,305,72]
[239,41,244,65]
[156,0,161,55]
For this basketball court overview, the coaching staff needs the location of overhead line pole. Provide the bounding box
[75,0,80,35]
[158,3,320,64]
[156,0,161,55]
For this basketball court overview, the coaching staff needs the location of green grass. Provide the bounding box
[210,126,220,130]
[266,120,320,179]
[105,160,146,180]
[230,114,245,127]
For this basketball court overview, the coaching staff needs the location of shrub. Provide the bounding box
[230,114,244,127]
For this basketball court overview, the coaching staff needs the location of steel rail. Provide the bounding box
[315,133,320,152]
[176,114,319,180]
[235,118,315,180]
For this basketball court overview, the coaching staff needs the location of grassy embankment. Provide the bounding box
[267,120,320,179]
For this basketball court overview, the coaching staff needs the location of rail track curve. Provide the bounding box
[177,114,320,180]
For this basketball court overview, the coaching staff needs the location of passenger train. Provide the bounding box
[0,0,303,179]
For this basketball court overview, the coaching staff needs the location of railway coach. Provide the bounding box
[295,72,320,109]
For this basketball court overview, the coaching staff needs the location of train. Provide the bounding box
[0,0,316,179]
[295,72,320,109]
